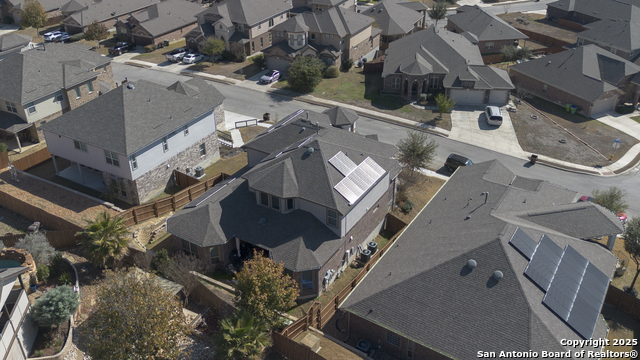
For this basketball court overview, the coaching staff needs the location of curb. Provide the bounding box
[180,71,237,85]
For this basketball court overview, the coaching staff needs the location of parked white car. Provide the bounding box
[182,53,204,64]
[44,31,66,42]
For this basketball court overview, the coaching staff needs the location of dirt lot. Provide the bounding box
[510,97,638,167]
[239,126,265,143]
[188,59,262,81]
[497,12,579,44]
[0,207,31,235]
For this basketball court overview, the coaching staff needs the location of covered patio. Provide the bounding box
[0,112,37,153]
[56,160,106,193]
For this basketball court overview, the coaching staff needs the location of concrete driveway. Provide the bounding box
[236,69,280,91]
[449,106,527,159]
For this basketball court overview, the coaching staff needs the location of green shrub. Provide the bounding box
[33,350,43,357]
[324,65,339,78]
[68,32,85,43]
[342,58,354,71]
[616,105,634,114]
[30,285,79,328]
[15,233,55,266]
[144,44,156,53]
[3,16,14,24]
[0,143,7,153]
[402,200,414,214]
[251,54,267,68]
[222,50,234,61]
[59,272,71,285]
[37,264,49,282]
[49,252,63,277]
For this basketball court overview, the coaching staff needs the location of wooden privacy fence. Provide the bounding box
[280,215,408,342]
[482,54,504,65]
[605,285,640,321]
[0,191,83,231]
[272,332,325,360]
[516,28,570,48]
[120,172,229,227]
[0,230,80,249]
[9,147,51,171]
[174,170,200,188]
[0,152,8,169]
[363,55,385,73]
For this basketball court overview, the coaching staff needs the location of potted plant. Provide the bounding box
[616,260,627,277]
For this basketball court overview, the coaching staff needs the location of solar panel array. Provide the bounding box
[543,245,609,339]
[509,228,537,260]
[334,156,386,205]
[524,235,564,291]
[329,151,357,176]
[519,233,611,340]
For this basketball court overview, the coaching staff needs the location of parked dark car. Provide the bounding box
[109,42,136,56]
[444,153,473,173]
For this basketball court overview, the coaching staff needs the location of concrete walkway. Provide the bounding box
[180,69,640,176]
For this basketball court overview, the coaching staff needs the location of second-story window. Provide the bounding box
[297,34,302,46]
[184,125,189,136]
[289,34,294,46]
[130,154,138,170]
[238,24,244,31]
[87,81,93,94]
[260,38,263,48]
[5,101,17,113]
[271,195,280,210]
[74,140,87,152]
[26,102,36,115]
[105,150,120,167]
[310,33,315,40]
[269,18,274,27]
[260,192,269,206]
[327,209,338,227]
[55,91,64,102]
[74,87,81,99]
[286,198,294,211]
[162,137,169,152]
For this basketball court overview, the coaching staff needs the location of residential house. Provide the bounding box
[167,107,401,299]
[40,78,225,205]
[263,7,379,73]
[0,43,114,151]
[115,0,203,46]
[446,5,528,54]
[509,45,640,116]
[363,0,427,51]
[339,160,624,360]
[0,266,38,360]
[0,33,32,61]
[381,28,514,104]
[184,0,291,56]
[61,0,161,35]
[547,0,640,61]
[1,0,67,24]
[291,0,356,14]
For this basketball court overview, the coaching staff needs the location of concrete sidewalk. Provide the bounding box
[181,69,640,177]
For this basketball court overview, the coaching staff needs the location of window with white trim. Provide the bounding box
[327,209,338,227]
[162,137,168,152]
[392,77,400,89]
[408,340,414,358]
[577,38,583,46]
[182,240,198,258]
[302,270,313,290]
[485,42,494,50]
[610,47,617,55]
[269,18,274,27]
[184,125,189,136]
[238,24,244,31]
[297,34,302,46]
[280,14,283,19]
[542,84,547,93]
[55,91,64,102]
[105,150,120,167]
[210,247,219,264]
[315,4,322,11]
[260,192,269,206]
[74,140,87,152]
[26,102,36,115]
[269,33,272,43]
[74,87,81,99]
[260,38,263,48]
[199,143,206,157]
[286,198,294,211]
[271,195,280,210]
[5,101,17,113]
[116,177,126,197]
[310,33,315,40]
[130,154,137,170]
[386,332,400,347]
[87,81,93,93]
[430,76,438,89]
[325,34,333,39]
[258,23,261,30]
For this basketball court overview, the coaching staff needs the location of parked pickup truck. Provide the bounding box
[165,48,189,62]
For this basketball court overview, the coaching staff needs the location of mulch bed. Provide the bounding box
[37,260,76,292]
[29,320,70,357]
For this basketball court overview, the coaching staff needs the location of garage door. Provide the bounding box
[450,90,485,105]
[488,90,508,105]
[591,97,617,116]
[266,57,291,76]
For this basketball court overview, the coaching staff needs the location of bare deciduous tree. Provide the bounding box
[158,253,206,305]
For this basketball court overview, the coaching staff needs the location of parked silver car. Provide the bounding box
[182,53,204,64]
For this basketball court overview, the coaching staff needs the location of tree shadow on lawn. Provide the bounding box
[362,72,407,111]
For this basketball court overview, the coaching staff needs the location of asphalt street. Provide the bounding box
[111,63,640,217]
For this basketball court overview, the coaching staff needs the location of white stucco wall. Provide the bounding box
[342,173,389,236]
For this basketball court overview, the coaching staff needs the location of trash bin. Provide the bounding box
[570,105,577,114]
[566,104,572,112]
[263,113,270,121]
[29,284,37,293]
[530,154,538,165]
[163,40,169,47]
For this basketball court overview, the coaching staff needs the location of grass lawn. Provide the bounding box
[203,152,249,179]
[132,39,187,64]
[13,24,63,43]
[631,115,640,124]
[287,229,397,318]
[238,126,265,143]
[188,59,262,81]
[392,170,446,223]
[274,69,451,130]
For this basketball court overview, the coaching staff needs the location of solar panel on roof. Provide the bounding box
[334,157,386,205]
[509,228,537,260]
[524,235,563,291]
[335,179,361,204]
[329,151,357,176]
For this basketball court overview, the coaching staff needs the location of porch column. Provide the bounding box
[52,155,59,175]
[14,132,22,153]
[607,234,618,251]
[77,162,84,184]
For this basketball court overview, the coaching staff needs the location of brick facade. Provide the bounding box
[446,21,520,54]
[172,235,236,271]
[249,31,274,54]
[383,73,445,101]
[348,33,380,61]
[213,102,225,128]
[65,79,100,110]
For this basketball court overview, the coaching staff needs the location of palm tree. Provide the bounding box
[77,211,129,268]
[213,311,272,360]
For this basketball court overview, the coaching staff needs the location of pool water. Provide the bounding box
[0,260,22,269]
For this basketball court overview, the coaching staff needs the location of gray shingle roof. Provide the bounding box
[0,33,31,52]
[341,160,619,358]
[365,0,423,36]
[0,43,110,105]
[8,0,71,12]
[510,45,640,102]
[242,110,399,215]
[60,0,86,13]
[547,0,640,23]
[272,7,374,37]
[197,0,292,27]
[131,0,202,37]
[0,111,30,133]
[323,106,358,126]
[448,5,528,42]
[40,77,225,155]
[167,178,344,271]
[65,0,160,26]
[577,6,640,54]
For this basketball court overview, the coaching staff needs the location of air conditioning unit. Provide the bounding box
[194,166,205,178]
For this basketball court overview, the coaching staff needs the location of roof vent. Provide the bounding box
[306,147,314,155]
[467,259,477,269]
[127,83,135,90]
[493,270,503,280]
[258,217,267,225]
